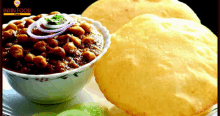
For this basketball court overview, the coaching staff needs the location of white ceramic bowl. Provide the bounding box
[2,14,111,104]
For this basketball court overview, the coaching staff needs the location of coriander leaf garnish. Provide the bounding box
[44,14,66,25]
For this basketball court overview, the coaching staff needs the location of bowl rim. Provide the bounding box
[2,13,111,78]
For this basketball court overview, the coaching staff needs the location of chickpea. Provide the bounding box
[17,23,25,29]
[29,37,39,43]
[32,28,44,35]
[19,28,27,34]
[13,20,23,25]
[53,47,66,58]
[33,56,47,68]
[3,29,16,39]
[80,22,92,33]
[56,60,62,66]
[46,46,54,54]
[68,60,78,68]
[68,26,85,37]
[17,34,29,43]
[82,36,94,44]
[57,35,67,40]
[55,60,66,72]
[82,51,96,61]
[56,35,68,45]
[10,44,23,58]
[63,42,77,54]
[5,23,18,31]
[25,18,34,28]
[47,38,58,47]
[63,60,68,65]
[68,34,81,47]
[31,15,43,21]
[65,57,73,61]
[49,11,61,15]
[34,41,47,51]
[24,53,35,62]
[46,64,54,73]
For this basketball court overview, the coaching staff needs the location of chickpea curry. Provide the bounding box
[2,11,104,74]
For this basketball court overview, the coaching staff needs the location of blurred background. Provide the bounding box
[2,0,218,36]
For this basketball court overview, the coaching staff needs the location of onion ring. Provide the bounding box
[27,20,74,39]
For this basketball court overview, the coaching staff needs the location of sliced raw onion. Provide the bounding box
[27,20,74,39]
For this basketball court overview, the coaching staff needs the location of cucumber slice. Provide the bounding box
[70,102,110,116]
[58,109,91,116]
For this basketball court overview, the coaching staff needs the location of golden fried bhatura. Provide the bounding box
[82,0,200,33]
[94,14,217,116]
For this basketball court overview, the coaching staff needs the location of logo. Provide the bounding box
[3,0,31,16]
[14,0,21,7]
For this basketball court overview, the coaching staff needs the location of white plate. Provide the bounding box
[2,73,218,116]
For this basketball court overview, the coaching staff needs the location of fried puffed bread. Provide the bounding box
[94,14,217,116]
[82,0,200,33]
